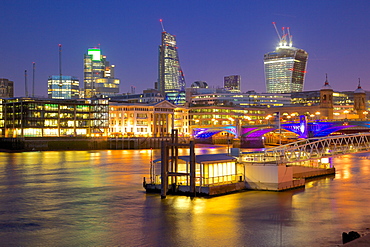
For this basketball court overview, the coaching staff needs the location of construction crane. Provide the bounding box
[272,22,293,47]
[58,44,63,98]
[159,19,165,32]
[24,70,28,97]
[32,62,35,97]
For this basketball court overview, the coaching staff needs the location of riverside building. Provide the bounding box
[0,97,109,138]
[108,100,189,137]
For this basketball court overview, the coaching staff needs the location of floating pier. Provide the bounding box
[143,132,335,197]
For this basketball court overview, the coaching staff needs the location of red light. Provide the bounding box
[288,68,307,73]
[272,22,276,24]
[159,19,162,22]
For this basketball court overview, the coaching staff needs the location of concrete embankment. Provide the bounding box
[291,166,336,178]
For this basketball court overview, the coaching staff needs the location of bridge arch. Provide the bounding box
[193,126,237,139]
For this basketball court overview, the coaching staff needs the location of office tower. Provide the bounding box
[264,23,308,93]
[0,78,14,98]
[158,26,186,105]
[224,75,241,93]
[48,75,80,99]
[84,48,120,98]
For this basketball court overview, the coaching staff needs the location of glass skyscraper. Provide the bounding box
[264,30,308,93]
[48,75,79,99]
[158,31,186,105]
[84,48,120,98]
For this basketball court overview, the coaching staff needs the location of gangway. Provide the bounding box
[240,133,370,165]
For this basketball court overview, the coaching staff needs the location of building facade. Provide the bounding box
[84,48,120,98]
[47,75,80,99]
[108,100,189,137]
[110,89,164,104]
[158,31,186,105]
[0,78,14,98]
[224,75,241,93]
[264,26,308,93]
[0,97,108,138]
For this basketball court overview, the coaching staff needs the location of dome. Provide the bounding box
[354,79,365,94]
[320,74,332,90]
[191,81,208,88]
[354,85,365,94]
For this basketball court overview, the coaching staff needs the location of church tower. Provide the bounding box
[353,78,366,119]
[319,74,333,119]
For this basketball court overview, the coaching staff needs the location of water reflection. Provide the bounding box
[0,149,369,246]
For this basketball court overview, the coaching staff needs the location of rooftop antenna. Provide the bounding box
[324,73,329,86]
[24,70,28,97]
[32,62,35,97]
[159,19,166,32]
[272,22,282,44]
[358,78,362,88]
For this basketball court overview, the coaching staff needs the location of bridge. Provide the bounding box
[233,133,370,191]
[193,116,370,147]
[239,133,370,166]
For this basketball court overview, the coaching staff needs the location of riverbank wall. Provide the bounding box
[0,137,191,151]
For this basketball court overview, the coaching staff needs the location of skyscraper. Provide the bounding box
[264,24,308,93]
[0,78,14,98]
[48,75,79,99]
[84,48,120,98]
[158,24,186,105]
[224,75,241,93]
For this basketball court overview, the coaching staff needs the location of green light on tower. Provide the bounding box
[88,48,101,61]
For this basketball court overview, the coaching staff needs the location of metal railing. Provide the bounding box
[241,133,370,165]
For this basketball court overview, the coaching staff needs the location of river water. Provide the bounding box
[0,145,369,247]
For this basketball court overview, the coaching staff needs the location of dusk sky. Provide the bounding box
[1,0,370,97]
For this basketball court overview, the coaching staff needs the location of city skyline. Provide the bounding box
[1,1,370,97]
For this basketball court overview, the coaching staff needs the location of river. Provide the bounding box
[0,145,369,246]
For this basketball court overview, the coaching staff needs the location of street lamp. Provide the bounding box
[344,110,349,120]
[363,111,368,119]
[228,117,234,125]
[315,111,320,120]
[265,115,272,125]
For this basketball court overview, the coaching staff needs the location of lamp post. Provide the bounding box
[315,111,320,121]
[266,115,272,125]
[363,111,368,119]
[344,110,349,120]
